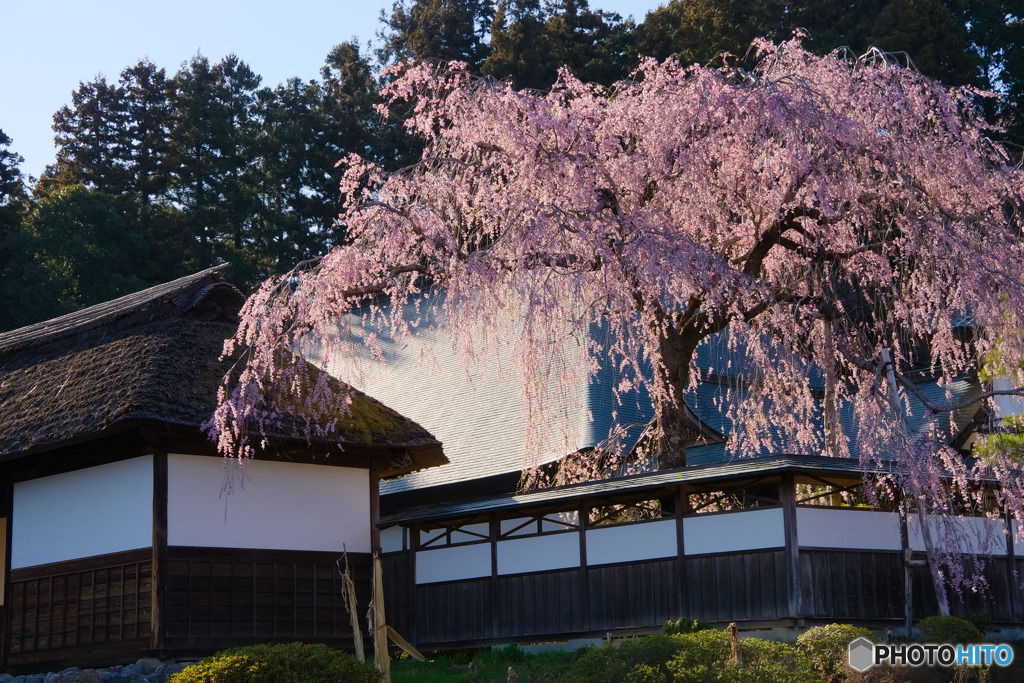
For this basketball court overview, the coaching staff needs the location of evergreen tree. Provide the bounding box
[633,0,783,67]
[170,54,268,287]
[484,0,632,89]
[4,186,149,329]
[42,75,129,197]
[866,0,977,85]
[377,0,494,69]
[0,130,31,332]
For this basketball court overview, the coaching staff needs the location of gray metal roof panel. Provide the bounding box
[381,454,901,524]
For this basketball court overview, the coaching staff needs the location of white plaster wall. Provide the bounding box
[451,522,490,544]
[12,456,153,569]
[586,519,677,566]
[909,515,1008,556]
[381,526,405,553]
[420,527,447,546]
[500,518,537,537]
[797,508,902,551]
[167,454,370,553]
[497,533,580,574]
[416,544,492,583]
[683,508,785,556]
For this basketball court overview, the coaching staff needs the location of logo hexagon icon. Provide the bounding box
[848,637,875,672]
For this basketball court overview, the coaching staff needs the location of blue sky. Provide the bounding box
[2,1,664,180]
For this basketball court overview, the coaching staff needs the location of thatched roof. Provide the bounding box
[0,267,445,476]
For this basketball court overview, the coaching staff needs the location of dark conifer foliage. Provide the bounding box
[377,0,495,69]
[6,0,1021,332]
[483,0,633,89]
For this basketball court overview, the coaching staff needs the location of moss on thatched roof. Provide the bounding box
[0,268,445,476]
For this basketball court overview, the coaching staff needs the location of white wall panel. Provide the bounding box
[500,518,536,537]
[12,456,153,569]
[381,526,405,553]
[683,508,784,556]
[416,544,492,583]
[167,454,370,553]
[497,533,580,574]
[586,519,677,566]
[909,515,1007,556]
[451,522,490,544]
[420,527,447,545]
[797,508,902,551]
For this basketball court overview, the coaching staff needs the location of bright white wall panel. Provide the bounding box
[12,456,153,569]
[497,533,580,575]
[683,508,785,556]
[167,454,370,553]
[797,508,902,551]
[416,544,492,583]
[909,515,1007,556]
[586,519,677,566]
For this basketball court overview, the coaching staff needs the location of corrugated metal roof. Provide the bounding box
[322,295,985,495]
[381,453,901,524]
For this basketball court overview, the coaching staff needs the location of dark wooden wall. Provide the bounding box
[163,547,371,655]
[8,548,152,668]
[385,548,1024,648]
[7,546,373,669]
[384,550,791,647]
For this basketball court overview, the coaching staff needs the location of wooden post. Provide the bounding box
[579,505,590,631]
[490,514,500,639]
[369,468,381,552]
[781,473,801,621]
[1,482,13,669]
[151,451,169,656]
[675,487,688,618]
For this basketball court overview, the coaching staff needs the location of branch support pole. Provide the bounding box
[882,348,950,616]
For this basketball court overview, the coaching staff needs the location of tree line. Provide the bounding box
[1,0,1021,331]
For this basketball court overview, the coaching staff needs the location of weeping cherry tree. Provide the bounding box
[209,38,1024,609]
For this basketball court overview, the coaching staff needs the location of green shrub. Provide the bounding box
[916,615,985,644]
[966,610,990,634]
[664,631,817,683]
[169,642,382,683]
[735,637,819,683]
[663,618,713,635]
[796,623,879,682]
[663,629,732,682]
[567,634,689,683]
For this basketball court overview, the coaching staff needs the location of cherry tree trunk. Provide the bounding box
[655,325,699,470]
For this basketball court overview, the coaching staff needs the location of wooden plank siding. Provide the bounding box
[8,548,152,667]
[163,547,371,654]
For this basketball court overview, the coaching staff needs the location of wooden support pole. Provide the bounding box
[881,348,950,616]
[372,552,390,682]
